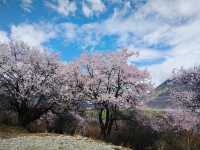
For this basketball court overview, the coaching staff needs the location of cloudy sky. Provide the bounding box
[0,0,200,86]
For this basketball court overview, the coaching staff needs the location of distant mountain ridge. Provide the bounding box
[145,79,181,109]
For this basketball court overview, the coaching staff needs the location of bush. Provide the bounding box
[154,130,200,150]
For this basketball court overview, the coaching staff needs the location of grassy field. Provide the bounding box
[0,125,130,150]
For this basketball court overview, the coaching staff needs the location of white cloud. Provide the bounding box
[61,23,78,41]
[82,0,105,17]
[129,47,165,62]
[0,30,9,43]
[11,23,57,47]
[136,0,200,85]
[82,2,92,17]
[21,0,33,12]
[77,4,164,42]
[142,0,200,21]
[88,0,105,12]
[46,0,77,16]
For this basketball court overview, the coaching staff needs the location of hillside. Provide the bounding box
[145,79,181,109]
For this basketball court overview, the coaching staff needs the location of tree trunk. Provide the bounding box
[99,108,106,138]
[17,101,30,127]
[18,110,30,127]
[98,105,115,138]
[106,114,113,136]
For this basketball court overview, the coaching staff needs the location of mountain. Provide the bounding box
[145,79,181,109]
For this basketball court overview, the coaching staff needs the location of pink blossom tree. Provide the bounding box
[172,66,200,115]
[66,49,152,137]
[0,42,67,126]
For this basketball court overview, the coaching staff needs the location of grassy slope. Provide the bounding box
[0,125,130,150]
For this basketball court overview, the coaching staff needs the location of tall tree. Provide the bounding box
[0,42,66,126]
[66,49,151,137]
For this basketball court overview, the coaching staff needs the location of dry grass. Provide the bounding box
[0,124,28,138]
[0,135,130,150]
[0,125,130,150]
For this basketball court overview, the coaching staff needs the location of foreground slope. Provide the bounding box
[0,135,129,150]
[0,126,129,150]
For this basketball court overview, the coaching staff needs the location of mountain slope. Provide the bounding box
[145,79,180,109]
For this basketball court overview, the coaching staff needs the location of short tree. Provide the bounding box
[0,42,66,126]
[66,49,151,137]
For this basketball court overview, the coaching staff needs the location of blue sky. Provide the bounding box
[0,0,200,85]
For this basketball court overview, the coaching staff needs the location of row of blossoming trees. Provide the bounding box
[0,41,152,136]
[0,41,200,137]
